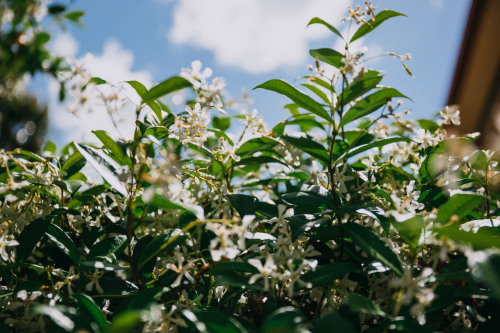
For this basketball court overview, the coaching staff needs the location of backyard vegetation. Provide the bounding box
[1,1,500,332]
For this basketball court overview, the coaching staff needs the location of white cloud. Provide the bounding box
[168,0,351,74]
[47,36,153,144]
[50,33,79,58]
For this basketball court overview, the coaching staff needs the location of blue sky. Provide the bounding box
[36,0,472,144]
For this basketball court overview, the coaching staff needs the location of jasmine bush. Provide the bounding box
[1,1,499,332]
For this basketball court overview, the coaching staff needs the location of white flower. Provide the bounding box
[167,249,195,288]
[268,204,294,234]
[248,255,277,291]
[181,60,213,89]
[440,105,460,126]
[0,234,19,261]
[413,129,439,149]
[334,163,354,193]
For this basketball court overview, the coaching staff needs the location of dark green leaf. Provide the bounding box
[343,222,404,276]
[233,156,286,167]
[48,5,66,14]
[137,230,188,271]
[261,307,307,333]
[92,130,131,166]
[472,253,500,301]
[281,135,329,165]
[75,143,128,196]
[310,48,344,69]
[339,88,409,127]
[142,76,192,102]
[183,309,248,333]
[350,10,407,43]
[254,79,333,123]
[125,287,168,311]
[349,293,386,316]
[61,151,85,178]
[209,262,259,275]
[313,311,356,333]
[17,217,51,262]
[307,17,343,39]
[72,293,107,332]
[227,194,259,217]
[301,262,361,287]
[46,224,81,265]
[87,235,127,260]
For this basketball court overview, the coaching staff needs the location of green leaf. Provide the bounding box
[53,179,84,194]
[281,135,329,165]
[227,194,259,217]
[309,48,344,69]
[342,136,411,160]
[261,307,307,333]
[61,151,85,178]
[147,192,205,221]
[17,217,51,262]
[349,293,386,316]
[183,309,248,333]
[233,156,286,167]
[342,70,384,106]
[436,226,500,250]
[43,140,57,155]
[307,17,343,39]
[350,10,407,43]
[313,311,356,333]
[283,185,335,210]
[301,262,361,287]
[137,230,188,271]
[392,215,424,251]
[343,222,404,276]
[236,137,280,156]
[208,129,234,146]
[64,10,85,24]
[301,83,331,105]
[339,88,409,127]
[213,116,231,131]
[125,80,148,99]
[125,287,168,311]
[254,79,333,123]
[436,193,484,223]
[72,293,107,332]
[46,224,81,265]
[289,215,331,241]
[75,143,128,196]
[87,235,128,260]
[92,130,131,166]
[142,76,192,102]
[108,311,140,333]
